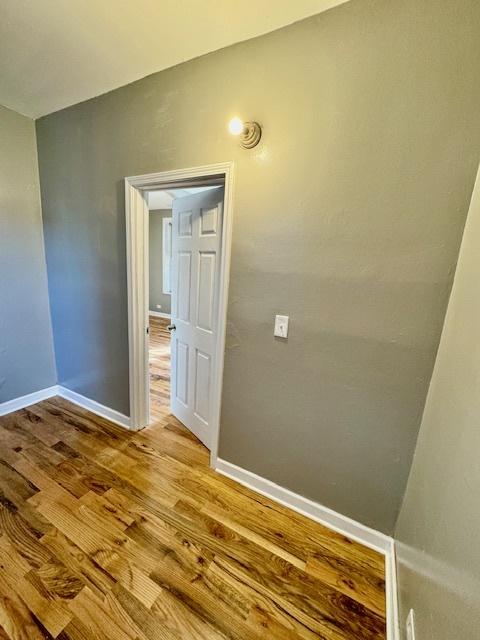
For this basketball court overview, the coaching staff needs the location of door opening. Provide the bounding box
[147,185,224,448]
[125,163,234,465]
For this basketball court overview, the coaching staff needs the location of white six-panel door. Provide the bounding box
[170,187,224,448]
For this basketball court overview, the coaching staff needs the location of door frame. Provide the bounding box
[124,162,234,467]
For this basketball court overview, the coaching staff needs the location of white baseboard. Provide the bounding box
[0,384,132,431]
[0,385,59,416]
[215,458,390,552]
[57,386,131,430]
[149,311,171,319]
[215,457,399,639]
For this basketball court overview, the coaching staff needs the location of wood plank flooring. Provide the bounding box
[149,316,171,422]
[0,396,386,639]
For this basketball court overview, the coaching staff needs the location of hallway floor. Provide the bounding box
[0,397,386,639]
[149,315,171,423]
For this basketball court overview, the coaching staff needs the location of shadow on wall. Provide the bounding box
[0,105,56,403]
[395,165,480,640]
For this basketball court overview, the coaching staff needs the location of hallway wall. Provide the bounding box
[36,0,480,533]
[149,209,172,316]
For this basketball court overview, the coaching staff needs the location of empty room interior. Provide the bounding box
[0,1,479,638]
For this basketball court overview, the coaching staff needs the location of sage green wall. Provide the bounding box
[36,0,480,533]
[149,209,172,315]
[0,105,56,403]
[395,165,480,639]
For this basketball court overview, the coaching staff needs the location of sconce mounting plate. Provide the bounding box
[240,121,262,149]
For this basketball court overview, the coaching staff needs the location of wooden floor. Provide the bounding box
[0,401,386,639]
[149,316,171,422]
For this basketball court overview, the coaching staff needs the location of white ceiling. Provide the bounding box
[148,186,219,210]
[0,0,349,119]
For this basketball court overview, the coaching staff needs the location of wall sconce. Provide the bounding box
[228,117,262,149]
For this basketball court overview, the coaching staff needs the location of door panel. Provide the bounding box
[200,206,218,235]
[194,349,211,424]
[175,340,189,406]
[170,187,224,448]
[197,252,216,332]
[176,252,192,322]
[179,210,193,236]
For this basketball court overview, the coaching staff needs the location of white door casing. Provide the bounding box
[170,187,224,448]
[125,161,234,468]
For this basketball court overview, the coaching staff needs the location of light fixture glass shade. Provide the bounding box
[228,117,245,136]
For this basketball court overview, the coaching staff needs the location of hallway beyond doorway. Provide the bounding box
[149,316,171,423]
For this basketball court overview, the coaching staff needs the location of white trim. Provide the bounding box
[209,169,234,464]
[125,181,150,430]
[386,539,400,640]
[57,386,131,430]
[149,311,171,319]
[125,162,235,457]
[0,385,58,416]
[215,457,399,640]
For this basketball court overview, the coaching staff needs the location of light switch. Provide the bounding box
[274,314,289,338]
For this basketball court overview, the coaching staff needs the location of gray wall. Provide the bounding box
[0,105,56,402]
[149,209,172,315]
[395,165,480,639]
[36,0,480,533]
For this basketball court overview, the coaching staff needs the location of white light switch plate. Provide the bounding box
[406,609,416,640]
[274,315,289,338]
